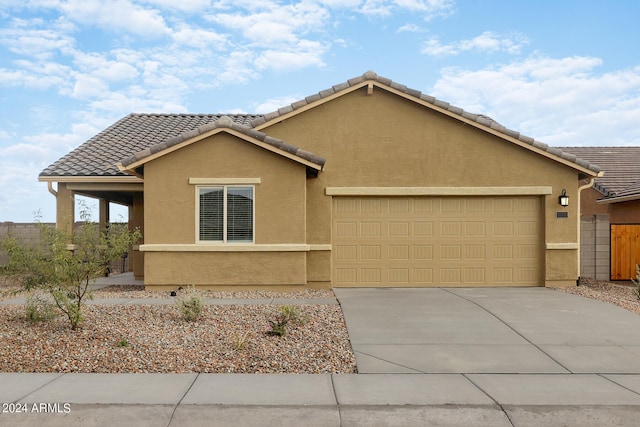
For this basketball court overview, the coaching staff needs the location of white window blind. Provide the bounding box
[198,186,253,243]
[227,187,253,242]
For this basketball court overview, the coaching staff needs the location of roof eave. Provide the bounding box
[119,127,324,173]
[38,175,143,183]
[597,193,640,204]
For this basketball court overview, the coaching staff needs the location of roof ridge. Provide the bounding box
[129,113,263,117]
[120,115,325,169]
[558,146,640,149]
[249,70,601,174]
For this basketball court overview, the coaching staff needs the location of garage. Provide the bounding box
[332,196,544,287]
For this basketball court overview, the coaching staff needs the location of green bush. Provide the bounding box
[176,288,204,321]
[266,305,308,336]
[24,293,58,323]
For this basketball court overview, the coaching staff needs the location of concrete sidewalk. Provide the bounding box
[1,372,640,426]
[2,285,640,426]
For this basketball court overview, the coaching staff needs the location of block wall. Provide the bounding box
[580,214,610,281]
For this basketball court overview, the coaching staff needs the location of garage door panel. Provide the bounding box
[333,196,542,287]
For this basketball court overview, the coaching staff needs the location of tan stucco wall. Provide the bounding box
[260,85,586,287]
[144,133,307,245]
[144,251,306,289]
[142,132,308,287]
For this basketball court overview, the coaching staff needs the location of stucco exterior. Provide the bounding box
[257,86,586,287]
[141,132,310,290]
[41,72,602,290]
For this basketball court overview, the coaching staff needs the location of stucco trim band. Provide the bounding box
[546,243,579,250]
[325,186,553,196]
[189,178,261,185]
[309,244,332,251]
[140,244,314,252]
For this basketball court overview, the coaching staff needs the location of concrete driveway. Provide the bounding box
[334,287,640,374]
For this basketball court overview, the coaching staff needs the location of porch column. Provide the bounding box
[55,183,74,235]
[130,193,144,280]
[99,198,110,234]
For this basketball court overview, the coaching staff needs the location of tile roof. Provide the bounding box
[559,147,640,200]
[118,116,326,170]
[40,71,602,179]
[40,114,261,177]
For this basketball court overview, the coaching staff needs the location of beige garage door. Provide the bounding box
[332,196,543,287]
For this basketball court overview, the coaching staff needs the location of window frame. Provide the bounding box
[196,184,255,244]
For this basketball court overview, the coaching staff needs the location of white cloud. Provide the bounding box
[208,1,330,47]
[140,0,212,12]
[73,52,140,82]
[255,40,328,71]
[0,24,74,60]
[431,56,640,146]
[253,95,302,114]
[360,0,455,19]
[397,23,422,33]
[72,75,110,99]
[60,0,169,38]
[423,31,528,56]
[171,26,228,49]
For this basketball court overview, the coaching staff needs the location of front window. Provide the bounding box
[198,186,254,243]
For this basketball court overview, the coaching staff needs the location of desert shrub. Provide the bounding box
[266,305,308,336]
[280,304,308,325]
[231,331,252,351]
[176,288,204,321]
[25,293,58,323]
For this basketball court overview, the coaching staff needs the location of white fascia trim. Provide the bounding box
[189,178,261,185]
[597,194,640,204]
[140,244,311,252]
[546,243,579,250]
[325,186,553,196]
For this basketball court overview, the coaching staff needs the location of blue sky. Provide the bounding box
[1,0,639,222]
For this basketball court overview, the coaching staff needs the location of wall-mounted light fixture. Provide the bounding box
[558,189,569,207]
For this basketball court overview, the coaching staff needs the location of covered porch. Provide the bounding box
[39,178,145,282]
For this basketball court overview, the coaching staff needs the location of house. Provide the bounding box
[560,147,640,281]
[39,71,602,291]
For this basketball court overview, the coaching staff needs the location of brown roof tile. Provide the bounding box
[40,114,261,177]
[41,71,602,179]
[118,116,326,170]
[559,147,640,198]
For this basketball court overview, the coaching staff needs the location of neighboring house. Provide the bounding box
[560,147,640,281]
[40,71,602,291]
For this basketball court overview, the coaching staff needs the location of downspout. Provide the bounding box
[47,181,57,197]
[577,177,598,284]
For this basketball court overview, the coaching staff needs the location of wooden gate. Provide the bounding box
[611,224,640,280]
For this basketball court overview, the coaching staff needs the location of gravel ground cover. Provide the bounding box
[555,278,640,315]
[2,274,639,374]
[0,301,356,374]
[92,285,336,300]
